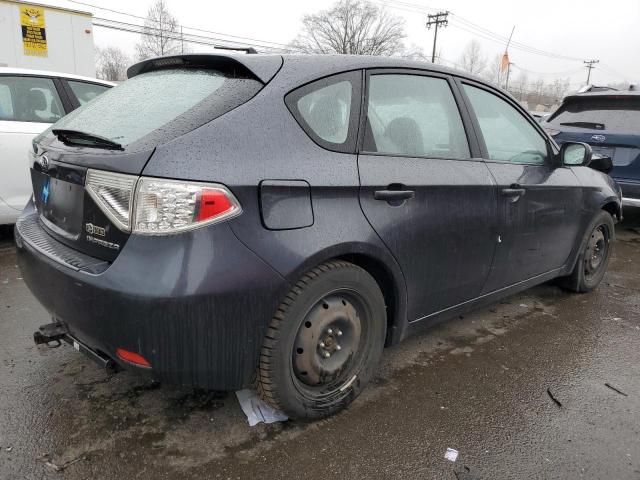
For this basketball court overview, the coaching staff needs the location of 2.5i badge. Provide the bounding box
[85,222,106,237]
[85,222,120,250]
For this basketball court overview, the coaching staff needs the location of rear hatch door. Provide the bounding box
[545,94,640,183]
[30,55,279,261]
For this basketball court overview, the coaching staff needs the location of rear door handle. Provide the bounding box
[501,185,526,203]
[374,190,415,201]
[501,188,526,196]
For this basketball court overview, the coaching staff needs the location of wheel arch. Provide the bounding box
[282,242,408,347]
[601,199,622,223]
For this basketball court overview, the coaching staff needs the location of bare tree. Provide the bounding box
[95,46,130,81]
[291,0,405,56]
[135,0,183,60]
[401,43,429,61]
[510,71,529,101]
[458,40,486,75]
[546,78,570,104]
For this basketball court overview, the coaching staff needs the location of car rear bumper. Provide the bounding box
[15,201,286,390]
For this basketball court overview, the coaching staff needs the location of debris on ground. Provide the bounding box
[444,448,459,462]
[5,446,12,452]
[38,453,85,472]
[604,383,628,396]
[547,388,562,407]
[235,389,288,426]
[454,465,474,480]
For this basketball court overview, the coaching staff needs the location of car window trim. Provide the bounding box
[357,68,481,162]
[52,77,75,113]
[0,73,69,123]
[456,78,554,167]
[63,79,113,109]
[284,70,363,154]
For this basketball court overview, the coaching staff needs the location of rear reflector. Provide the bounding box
[116,348,151,368]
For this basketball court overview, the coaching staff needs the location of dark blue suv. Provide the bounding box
[542,86,640,208]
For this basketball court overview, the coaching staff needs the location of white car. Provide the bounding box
[0,68,113,224]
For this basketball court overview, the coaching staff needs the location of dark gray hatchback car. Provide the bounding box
[16,54,621,419]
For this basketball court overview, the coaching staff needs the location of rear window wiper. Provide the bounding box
[559,121,606,130]
[52,129,124,151]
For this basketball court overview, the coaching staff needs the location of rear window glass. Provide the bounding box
[549,97,640,133]
[46,68,262,150]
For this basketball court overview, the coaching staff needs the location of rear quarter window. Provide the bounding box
[285,71,362,154]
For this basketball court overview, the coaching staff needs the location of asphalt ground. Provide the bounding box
[1,210,639,479]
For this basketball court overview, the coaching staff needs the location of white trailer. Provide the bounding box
[0,0,95,77]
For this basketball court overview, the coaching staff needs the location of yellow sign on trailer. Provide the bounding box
[20,4,47,57]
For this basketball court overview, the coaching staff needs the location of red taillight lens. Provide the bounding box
[197,189,234,221]
[133,179,241,235]
[116,348,151,368]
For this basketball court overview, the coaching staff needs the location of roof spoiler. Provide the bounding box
[577,84,619,93]
[126,54,283,83]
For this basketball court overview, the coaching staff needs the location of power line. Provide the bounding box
[372,0,587,63]
[450,15,584,62]
[66,0,291,50]
[93,18,290,53]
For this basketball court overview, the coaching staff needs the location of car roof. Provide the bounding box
[128,53,486,86]
[0,67,115,85]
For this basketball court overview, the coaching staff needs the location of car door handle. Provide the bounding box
[501,187,526,197]
[374,190,415,201]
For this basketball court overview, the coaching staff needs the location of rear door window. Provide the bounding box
[45,68,262,151]
[67,80,111,105]
[463,84,548,165]
[285,71,361,153]
[548,97,640,133]
[363,74,470,159]
[0,76,64,123]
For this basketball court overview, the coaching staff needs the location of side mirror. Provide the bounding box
[561,142,592,166]
[588,154,613,174]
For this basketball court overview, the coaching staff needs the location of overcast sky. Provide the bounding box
[42,0,640,86]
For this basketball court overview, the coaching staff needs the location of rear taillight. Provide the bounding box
[134,178,241,234]
[85,169,241,235]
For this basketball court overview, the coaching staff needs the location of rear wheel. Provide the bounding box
[560,211,614,292]
[257,261,386,420]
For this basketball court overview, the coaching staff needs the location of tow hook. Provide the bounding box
[33,321,68,348]
[33,321,120,373]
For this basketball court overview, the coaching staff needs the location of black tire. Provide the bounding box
[560,210,615,293]
[257,260,386,420]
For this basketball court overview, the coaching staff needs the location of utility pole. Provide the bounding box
[584,59,599,84]
[505,62,514,90]
[426,11,448,63]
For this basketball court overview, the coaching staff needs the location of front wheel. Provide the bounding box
[560,211,615,293]
[257,261,386,420]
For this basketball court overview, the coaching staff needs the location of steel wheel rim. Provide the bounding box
[584,225,608,279]
[291,290,368,391]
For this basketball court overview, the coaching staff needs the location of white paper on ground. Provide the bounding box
[235,389,288,426]
[444,448,459,462]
